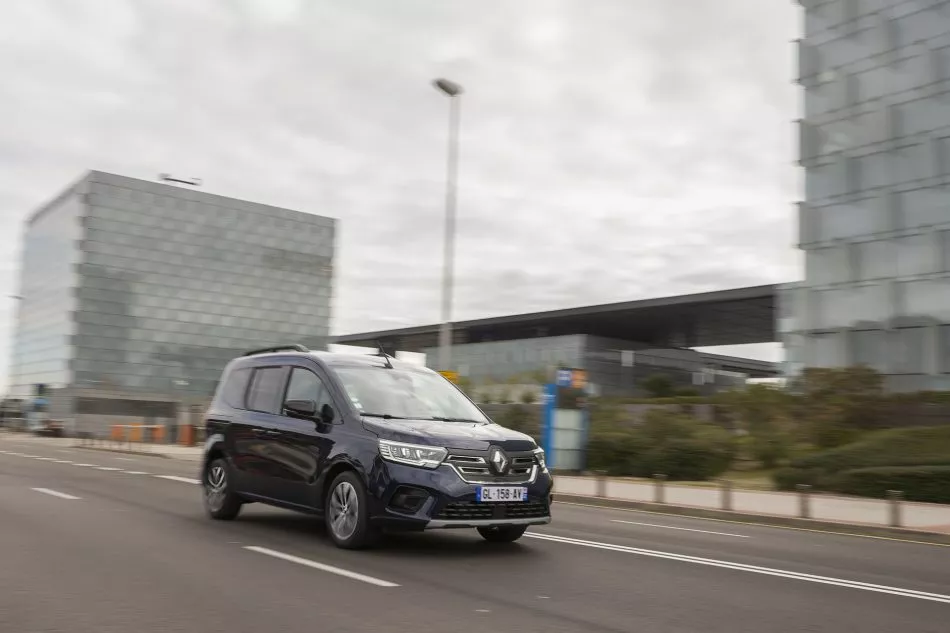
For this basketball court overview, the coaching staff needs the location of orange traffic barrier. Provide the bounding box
[129,424,143,443]
[110,425,123,441]
[179,424,194,447]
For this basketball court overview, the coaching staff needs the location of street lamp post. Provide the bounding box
[432,78,463,372]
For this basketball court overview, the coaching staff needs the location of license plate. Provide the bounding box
[477,486,527,503]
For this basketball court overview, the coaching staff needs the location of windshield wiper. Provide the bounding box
[426,416,485,423]
[360,413,410,420]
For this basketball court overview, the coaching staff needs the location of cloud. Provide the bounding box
[0,0,799,387]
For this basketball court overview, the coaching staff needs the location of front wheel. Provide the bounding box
[477,525,528,543]
[325,471,380,550]
[203,458,242,520]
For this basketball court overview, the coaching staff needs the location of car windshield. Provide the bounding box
[332,365,489,423]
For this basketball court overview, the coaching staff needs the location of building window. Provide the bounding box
[892,328,926,374]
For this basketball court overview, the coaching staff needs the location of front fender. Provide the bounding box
[202,432,228,468]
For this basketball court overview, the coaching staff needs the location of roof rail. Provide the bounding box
[243,344,310,357]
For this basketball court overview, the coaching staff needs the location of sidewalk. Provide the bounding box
[0,432,203,461]
[553,475,950,533]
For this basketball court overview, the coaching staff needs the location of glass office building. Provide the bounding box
[790,1,950,390]
[422,335,751,397]
[7,171,335,433]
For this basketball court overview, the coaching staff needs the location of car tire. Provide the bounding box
[477,525,528,543]
[203,457,242,520]
[325,471,380,550]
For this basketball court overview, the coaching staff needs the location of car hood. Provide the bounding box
[361,417,537,451]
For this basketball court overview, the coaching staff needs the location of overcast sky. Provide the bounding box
[0,0,800,389]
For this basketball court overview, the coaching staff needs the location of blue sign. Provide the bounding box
[556,369,573,387]
[540,383,557,463]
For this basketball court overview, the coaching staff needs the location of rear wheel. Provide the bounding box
[203,457,242,520]
[325,471,380,550]
[477,525,528,543]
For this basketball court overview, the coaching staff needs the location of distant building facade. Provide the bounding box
[789,1,950,390]
[421,335,752,398]
[7,171,335,434]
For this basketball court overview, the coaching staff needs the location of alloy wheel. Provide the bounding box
[206,464,227,512]
[329,481,359,541]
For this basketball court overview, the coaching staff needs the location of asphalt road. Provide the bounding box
[2,437,950,633]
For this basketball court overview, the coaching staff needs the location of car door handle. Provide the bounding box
[251,428,276,436]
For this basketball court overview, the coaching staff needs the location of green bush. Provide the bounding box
[496,404,535,436]
[772,466,827,491]
[829,466,950,504]
[585,410,735,480]
[586,432,651,477]
[790,426,950,473]
[773,426,950,497]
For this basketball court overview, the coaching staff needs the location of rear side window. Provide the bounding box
[220,367,252,409]
[246,367,287,414]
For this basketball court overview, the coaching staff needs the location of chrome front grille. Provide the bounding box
[446,452,538,484]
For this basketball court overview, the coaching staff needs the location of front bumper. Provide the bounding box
[369,461,554,531]
[427,516,551,529]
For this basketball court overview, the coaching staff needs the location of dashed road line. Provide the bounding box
[243,546,400,588]
[32,487,81,500]
[154,475,201,485]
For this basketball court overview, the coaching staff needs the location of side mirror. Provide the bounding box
[284,399,317,418]
[320,403,335,424]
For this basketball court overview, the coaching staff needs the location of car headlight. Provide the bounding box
[378,439,448,469]
[533,447,547,471]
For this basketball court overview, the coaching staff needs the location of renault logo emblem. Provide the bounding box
[489,447,509,475]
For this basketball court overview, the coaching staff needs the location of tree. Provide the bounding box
[721,383,793,468]
[797,366,884,448]
[519,389,537,405]
[641,373,675,399]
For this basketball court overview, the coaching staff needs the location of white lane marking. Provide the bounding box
[610,519,750,539]
[526,533,950,604]
[53,460,74,464]
[95,467,123,471]
[56,449,76,454]
[73,463,98,468]
[243,546,400,588]
[34,457,57,461]
[154,475,201,484]
[124,471,150,475]
[21,454,40,458]
[114,457,136,462]
[32,487,81,500]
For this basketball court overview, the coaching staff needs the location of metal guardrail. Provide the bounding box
[584,473,912,529]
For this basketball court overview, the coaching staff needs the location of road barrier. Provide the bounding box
[577,473,915,530]
[77,424,204,452]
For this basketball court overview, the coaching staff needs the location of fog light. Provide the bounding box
[389,486,429,513]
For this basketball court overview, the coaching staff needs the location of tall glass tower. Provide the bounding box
[788,0,950,391]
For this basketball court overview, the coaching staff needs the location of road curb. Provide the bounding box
[552,493,950,545]
[75,446,171,459]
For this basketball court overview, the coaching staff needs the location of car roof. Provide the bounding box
[234,350,434,373]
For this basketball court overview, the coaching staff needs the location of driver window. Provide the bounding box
[284,368,332,412]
